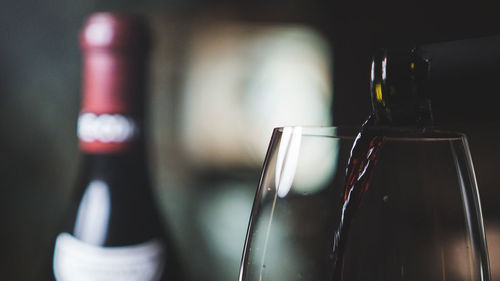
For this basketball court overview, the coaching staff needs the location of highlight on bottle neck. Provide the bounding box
[78,12,150,154]
[370,47,433,126]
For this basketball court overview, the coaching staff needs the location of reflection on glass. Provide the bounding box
[73,180,111,245]
[239,127,490,281]
[275,127,338,198]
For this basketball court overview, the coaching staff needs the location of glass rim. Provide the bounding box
[272,126,466,141]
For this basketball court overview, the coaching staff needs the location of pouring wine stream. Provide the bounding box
[331,48,432,281]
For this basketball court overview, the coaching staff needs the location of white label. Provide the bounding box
[53,233,165,281]
[77,113,138,143]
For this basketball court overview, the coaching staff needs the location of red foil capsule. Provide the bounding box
[78,12,150,153]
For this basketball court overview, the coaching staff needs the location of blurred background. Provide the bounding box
[2,0,500,280]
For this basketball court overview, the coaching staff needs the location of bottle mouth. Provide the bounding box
[80,12,151,52]
[370,47,433,126]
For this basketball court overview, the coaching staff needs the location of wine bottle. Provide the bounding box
[48,12,180,281]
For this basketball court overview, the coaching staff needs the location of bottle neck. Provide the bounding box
[78,13,150,155]
[78,49,148,154]
[80,144,149,175]
[370,48,433,127]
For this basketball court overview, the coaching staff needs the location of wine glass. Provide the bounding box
[238,126,490,281]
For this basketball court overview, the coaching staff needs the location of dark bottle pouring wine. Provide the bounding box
[330,48,433,281]
[370,48,432,127]
[47,12,181,281]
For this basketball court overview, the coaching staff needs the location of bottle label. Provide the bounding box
[53,232,165,281]
[77,112,138,153]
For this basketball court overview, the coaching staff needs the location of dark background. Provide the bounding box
[2,0,500,280]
